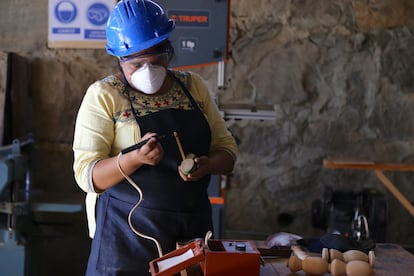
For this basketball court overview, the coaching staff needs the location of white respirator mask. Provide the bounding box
[130,63,167,95]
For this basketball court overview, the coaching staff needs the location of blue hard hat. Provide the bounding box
[106,0,175,57]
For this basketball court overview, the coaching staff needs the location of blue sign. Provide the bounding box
[52,27,81,34]
[87,3,110,26]
[84,29,106,40]
[84,2,110,39]
[54,1,78,24]
[49,0,115,47]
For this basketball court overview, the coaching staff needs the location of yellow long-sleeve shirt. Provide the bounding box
[73,70,238,237]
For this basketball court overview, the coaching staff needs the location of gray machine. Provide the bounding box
[1,52,85,275]
[156,0,230,68]
[0,135,84,276]
[0,135,34,275]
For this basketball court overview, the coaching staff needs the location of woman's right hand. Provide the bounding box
[134,132,164,166]
[91,132,164,191]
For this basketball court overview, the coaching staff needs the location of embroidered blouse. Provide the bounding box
[73,70,238,237]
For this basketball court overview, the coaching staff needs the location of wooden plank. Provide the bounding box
[0,52,30,144]
[375,170,414,217]
[323,158,414,171]
[0,52,8,145]
[374,243,414,275]
[47,40,105,49]
[9,53,30,139]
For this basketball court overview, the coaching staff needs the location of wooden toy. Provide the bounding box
[287,246,375,276]
[180,154,197,175]
[328,248,375,266]
[174,132,197,175]
[330,259,373,276]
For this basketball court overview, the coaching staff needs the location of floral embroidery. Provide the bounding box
[103,71,203,124]
[123,111,132,118]
[113,109,135,123]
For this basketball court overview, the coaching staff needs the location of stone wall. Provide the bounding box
[221,0,414,244]
[1,0,414,273]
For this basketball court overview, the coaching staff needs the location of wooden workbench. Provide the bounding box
[169,241,414,276]
[260,243,414,275]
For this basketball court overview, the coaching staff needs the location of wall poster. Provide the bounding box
[48,0,116,48]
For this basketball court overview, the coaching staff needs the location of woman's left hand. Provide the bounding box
[178,155,210,181]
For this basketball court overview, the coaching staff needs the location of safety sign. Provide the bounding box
[48,0,116,48]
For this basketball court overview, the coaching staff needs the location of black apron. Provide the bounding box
[86,72,213,275]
